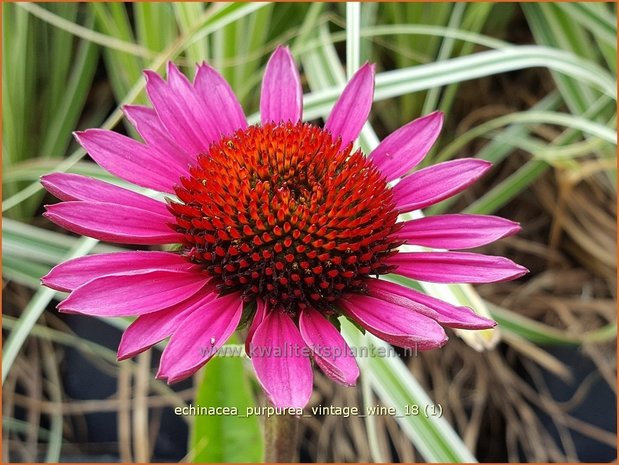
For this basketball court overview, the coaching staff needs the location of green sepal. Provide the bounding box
[237,300,257,330]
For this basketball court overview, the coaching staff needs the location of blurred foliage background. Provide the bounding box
[2,2,616,462]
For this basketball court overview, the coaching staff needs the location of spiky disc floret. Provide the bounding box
[169,121,402,313]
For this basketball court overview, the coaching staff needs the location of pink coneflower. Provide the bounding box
[41,46,526,408]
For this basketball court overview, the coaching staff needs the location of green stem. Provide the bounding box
[264,413,300,462]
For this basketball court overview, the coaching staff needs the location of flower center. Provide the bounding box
[169,122,402,314]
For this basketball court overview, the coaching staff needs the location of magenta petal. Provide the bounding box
[41,173,169,214]
[57,270,208,317]
[260,46,302,124]
[44,201,182,245]
[366,279,496,329]
[340,293,448,350]
[168,62,229,146]
[396,214,521,249]
[245,299,267,357]
[251,311,313,408]
[299,308,359,386]
[118,285,217,360]
[325,63,375,147]
[74,129,184,194]
[392,158,492,212]
[144,66,213,155]
[156,292,244,383]
[42,251,195,292]
[123,105,194,167]
[386,251,529,284]
[369,112,444,181]
[194,63,247,136]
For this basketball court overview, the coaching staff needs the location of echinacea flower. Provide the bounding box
[41,46,527,408]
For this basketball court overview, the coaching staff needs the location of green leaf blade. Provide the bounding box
[189,335,264,463]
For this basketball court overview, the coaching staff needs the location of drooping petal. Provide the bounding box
[58,270,208,317]
[299,308,359,386]
[44,201,182,245]
[369,111,443,181]
[251,310,313,408]
[156,292,244,383]
[325,63,375,148]
[117,284,218,360]
[245,299,267,357]
[392,158,492,213]
[260,46,302,124]
[386,251,529,284]
[194,63,247,136]
[42,251,195,292]
[41,173,169,214]
[340,293,448,350]
[144,65,214,155]
[122,105,194,167]
[395,214,521,249]
[74,129,186,194]
[365,278,496,329]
